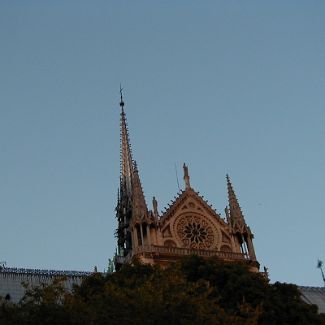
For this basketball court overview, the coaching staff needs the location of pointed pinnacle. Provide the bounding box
[119,84,125,108]
[226,174,246,226]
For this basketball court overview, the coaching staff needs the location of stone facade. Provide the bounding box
[115,94,259,271]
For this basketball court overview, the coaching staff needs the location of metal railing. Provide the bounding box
[0,267,92,277]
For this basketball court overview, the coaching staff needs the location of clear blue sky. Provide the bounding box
[0,1,324,286]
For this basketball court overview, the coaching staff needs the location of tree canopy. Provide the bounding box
[0,256,324,324]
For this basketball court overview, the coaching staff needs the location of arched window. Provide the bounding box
[164,240,176,247]
[220,245,232,252]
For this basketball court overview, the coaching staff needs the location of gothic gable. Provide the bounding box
[114,99,258,270]
[159,189,232,251]
[160,189,225,226]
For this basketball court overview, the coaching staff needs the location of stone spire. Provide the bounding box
[132,161,148,220]
[226,174,246,232]
[119,88,133,202]
[116,87,135,257]
[226,175,257,261]
[115,87,149,261]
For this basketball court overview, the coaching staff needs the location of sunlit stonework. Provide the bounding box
[115,92,259,271]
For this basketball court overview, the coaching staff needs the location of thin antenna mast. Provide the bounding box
[174,163,180,191]
[317,259,325,286]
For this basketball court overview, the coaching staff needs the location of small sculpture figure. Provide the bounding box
[152,196,158,218]
[183,163,191,189]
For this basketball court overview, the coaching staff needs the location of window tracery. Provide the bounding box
[176,215,215,249]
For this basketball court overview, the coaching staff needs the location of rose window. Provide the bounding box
[184,223,207,244]
[176,215,215,249]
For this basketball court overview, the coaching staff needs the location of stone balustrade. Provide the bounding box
[116,245,249,265]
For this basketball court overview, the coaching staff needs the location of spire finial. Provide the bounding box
[119,84,125,108]
[183,163,191,190]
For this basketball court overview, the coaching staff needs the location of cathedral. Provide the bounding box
[115,92,259,272]
[1,92,324,313]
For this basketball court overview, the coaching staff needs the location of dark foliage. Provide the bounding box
[0,256,324,324]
